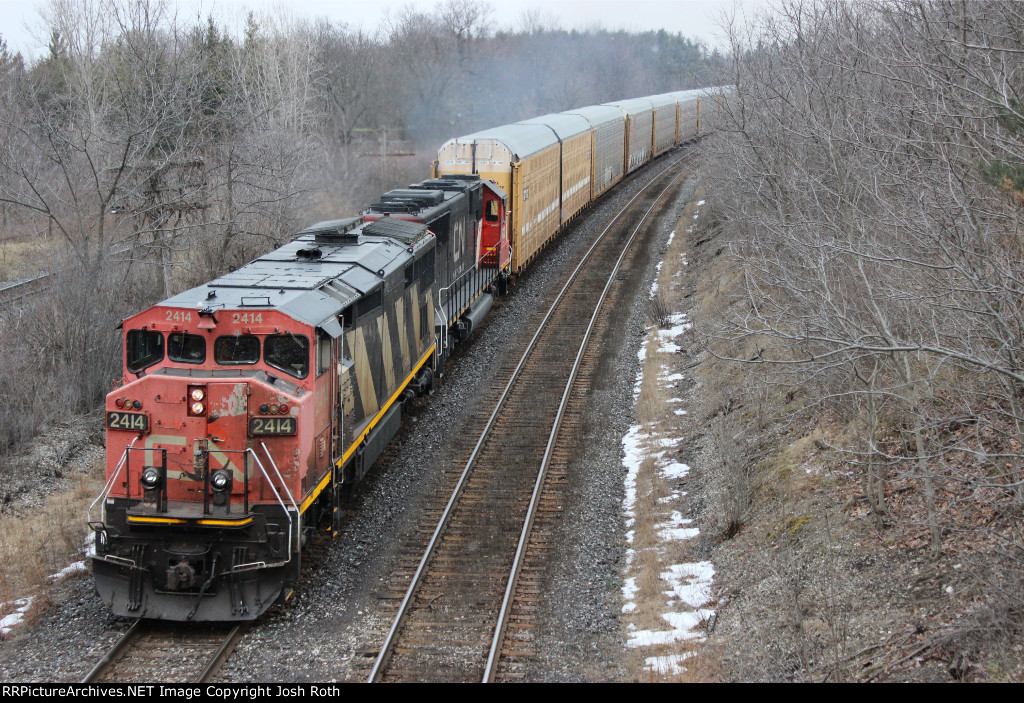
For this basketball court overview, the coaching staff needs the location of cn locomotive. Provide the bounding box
[88,88,725,621]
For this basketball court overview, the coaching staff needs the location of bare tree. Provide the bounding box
[708,0,1024,559]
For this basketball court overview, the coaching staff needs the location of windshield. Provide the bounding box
[265,335,309,378]
[214,335,260,365]
[168,332,206,364]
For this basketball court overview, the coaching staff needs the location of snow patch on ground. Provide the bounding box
[622,577,639,613]
[0,597,33,635]
[651,262,664,295]
[51,561,87,581]
[656,314,691,354]
[663,562,715,608]
[627,610,714,647]
[645,653,695,676]
[620,290,714,678]
[1,537,92,636]
[622,425,649,527]
[658,509,700,541]
[662,462,690,480]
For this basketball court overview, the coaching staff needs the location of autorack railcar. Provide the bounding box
[514,113,594,225]
[603,97,655,174]
[560,104,626,200]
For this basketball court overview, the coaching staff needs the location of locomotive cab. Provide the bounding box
[479,183,509,268]
[363,175,509,353]
[92,305,324,620]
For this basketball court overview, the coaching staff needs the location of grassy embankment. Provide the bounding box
[622,183,1024,682]
[0,229,105,630]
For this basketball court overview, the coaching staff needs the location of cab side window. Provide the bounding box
[316,333,331,377]
[126,330,164,372]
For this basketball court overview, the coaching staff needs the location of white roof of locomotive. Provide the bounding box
[159,218,431,334]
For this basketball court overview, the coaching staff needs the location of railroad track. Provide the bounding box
[366,150,692,683]
[80,535,335,683]
[82,619,246,683]
[0,272,50,309]
[0,243,137,310]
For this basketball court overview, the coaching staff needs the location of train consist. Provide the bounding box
[88,88,725,621]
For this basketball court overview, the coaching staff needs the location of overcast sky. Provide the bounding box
[0,0,757,58]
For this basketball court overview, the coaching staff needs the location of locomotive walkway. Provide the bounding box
[366,148,695,683]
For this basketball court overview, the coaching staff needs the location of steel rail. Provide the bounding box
[81,618,145,683]
[483,168,688,682]
[367,150,693,683]
[0,243,143,310]
[0,272,51,307]
[81,618,244,683]
[193,623,247,683]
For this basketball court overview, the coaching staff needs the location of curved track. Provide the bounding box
[367,150,693,683]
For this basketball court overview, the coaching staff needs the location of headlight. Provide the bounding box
[210,469,232,491]
[187,386,207,416]
[140,466,164,489]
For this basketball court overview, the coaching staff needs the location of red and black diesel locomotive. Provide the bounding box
[89,89,724,621]
[90,175,508,620]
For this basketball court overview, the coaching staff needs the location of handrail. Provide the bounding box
[88,436,138,524]
[257,442,297,510]
[434,303,448,367]
[87,437,299,567]
[437,243,501,322]
[254,443,300,563]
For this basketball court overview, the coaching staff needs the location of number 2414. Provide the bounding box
[233,312,264,324]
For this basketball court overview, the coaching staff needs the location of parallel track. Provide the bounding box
[0,272,50,309]
[82,620,246,684]
[0,244,135,310]
[367,150,692,683]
